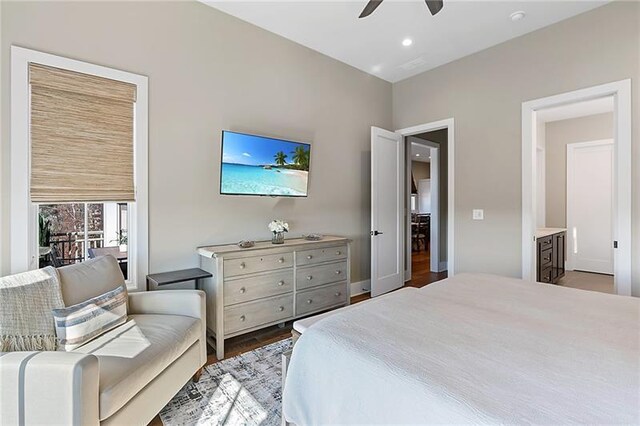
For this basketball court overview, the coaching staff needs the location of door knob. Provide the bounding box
[371,230,383,236]
[239,287,246,294]
[278,280,285,286]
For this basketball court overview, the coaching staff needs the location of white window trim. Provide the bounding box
[10,46,149,292]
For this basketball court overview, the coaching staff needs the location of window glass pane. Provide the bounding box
[101,202,128,280]
[39,203,85,267]
[38,202,129,280]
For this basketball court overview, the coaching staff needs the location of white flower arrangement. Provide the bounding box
[268,219,289,234]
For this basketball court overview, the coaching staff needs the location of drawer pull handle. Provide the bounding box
[239,262,246,269]
[307,275,313,280]
[307,255,313,260]
[335,270,341,275]
[279,306,285,312]
[278,280,285,286]
[239,287,246,294]
[278,258,285,264]
[240,315,246,322]
[335,292,342,297]
[307,299,313,304]
[336,251,341,255]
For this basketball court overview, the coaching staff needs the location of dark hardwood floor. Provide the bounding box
[149,248,446,425]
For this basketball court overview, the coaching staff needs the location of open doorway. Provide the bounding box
[536,96,614,293]
[403,128,450,287]
[522,80,632,296]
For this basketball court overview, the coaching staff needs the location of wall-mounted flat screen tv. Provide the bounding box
[220,131,311,197]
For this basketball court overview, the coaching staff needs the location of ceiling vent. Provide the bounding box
[399,57,427,71]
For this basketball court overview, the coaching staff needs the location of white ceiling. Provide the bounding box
[202,0,608,82]
[537,96,614,123]
[411,142,432,162]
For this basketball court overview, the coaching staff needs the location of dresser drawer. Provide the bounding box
[296,282,347,317]
[224,253,293,278]
[224,270,293,306]
[539,267,552,283]
[296,245,347,266]
[296,261,348,290]
[224,294,293,335]
[537,235,553,250]
[540,247,553,267]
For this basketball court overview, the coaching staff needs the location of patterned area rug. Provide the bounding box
[160,338,291,426]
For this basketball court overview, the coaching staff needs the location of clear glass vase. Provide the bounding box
[272,231,285,245]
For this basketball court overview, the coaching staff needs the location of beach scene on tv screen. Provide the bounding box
[220,132,310,196]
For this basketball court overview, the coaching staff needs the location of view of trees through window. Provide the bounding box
[38,202,128,279]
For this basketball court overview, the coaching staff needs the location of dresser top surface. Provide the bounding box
[197,235,350,258]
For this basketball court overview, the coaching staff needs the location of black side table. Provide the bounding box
[146,268,212,291]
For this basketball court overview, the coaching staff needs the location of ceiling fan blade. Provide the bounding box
[359,0,384,18]
[425,0,443,15]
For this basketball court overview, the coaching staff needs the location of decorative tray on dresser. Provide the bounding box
[197,236,351,359]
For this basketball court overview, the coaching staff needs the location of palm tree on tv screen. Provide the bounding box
[274,151,287,166]
[292,145,310,170]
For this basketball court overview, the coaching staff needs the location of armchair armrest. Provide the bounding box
[0,351,99,425]
[128,290,207,365]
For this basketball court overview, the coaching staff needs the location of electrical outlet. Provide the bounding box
[472,209,484,220]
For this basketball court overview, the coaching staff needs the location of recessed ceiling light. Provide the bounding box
[510,11,526,21]
[402,38,413,47]
[372,65,382,73]
[415,153,420,157]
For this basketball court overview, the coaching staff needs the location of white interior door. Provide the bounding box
[371,127,404,297]
[567,140,614,274]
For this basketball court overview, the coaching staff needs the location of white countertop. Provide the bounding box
[536,228,567,239]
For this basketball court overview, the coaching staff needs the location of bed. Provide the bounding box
[282,273,640,424]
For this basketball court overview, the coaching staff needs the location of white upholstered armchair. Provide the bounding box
[0,256,207,425]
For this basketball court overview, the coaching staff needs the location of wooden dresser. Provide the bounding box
[536,228,566,284]
[198,236,350,359]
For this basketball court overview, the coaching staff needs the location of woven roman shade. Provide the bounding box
[29,63,137,202]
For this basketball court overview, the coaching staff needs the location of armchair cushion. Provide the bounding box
[73,314,200,421]
[57,255,125,306]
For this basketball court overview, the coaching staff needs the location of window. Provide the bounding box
[11,47,148,291]
[38,202,129,280]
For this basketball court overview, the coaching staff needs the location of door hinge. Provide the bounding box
[613,240,618,249]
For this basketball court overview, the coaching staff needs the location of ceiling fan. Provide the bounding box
[359,0,444,18]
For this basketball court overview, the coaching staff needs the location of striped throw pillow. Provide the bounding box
[52,284,128,351]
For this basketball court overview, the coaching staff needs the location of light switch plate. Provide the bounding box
[472,209,484,220]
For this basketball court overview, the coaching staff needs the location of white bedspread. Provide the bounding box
[283,273,640,425]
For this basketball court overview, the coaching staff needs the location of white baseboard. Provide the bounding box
[350,279,371,296]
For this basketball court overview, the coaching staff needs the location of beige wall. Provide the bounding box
[0,1,392,283]
[545,113,613,228]
[393,2,640,294]
[412,161,430,181]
